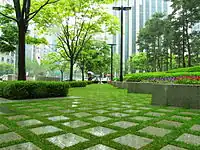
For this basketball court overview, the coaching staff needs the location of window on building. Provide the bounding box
[6,52,9,55]
[1,57,4,62]
[7,59,9,63]
[11,59,14,64]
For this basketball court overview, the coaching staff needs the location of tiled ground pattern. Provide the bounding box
[0,93,200,149]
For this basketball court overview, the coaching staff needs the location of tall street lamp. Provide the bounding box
[108,44,116,81]
[113,6,131,82]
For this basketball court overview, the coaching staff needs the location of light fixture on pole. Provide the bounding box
[113,6,131,82]
[108,44,116,81]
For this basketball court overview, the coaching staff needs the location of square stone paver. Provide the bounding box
[73,112,92,118]
[48,116,69,121]
[30,126,62,135]
[157,109,174,113]
[156,120,183,128]
[124,110,140,113]
[7,115,29,120]
[122,105,132,108]
[130,116,153,121]
[190,124,200,131]
[109,113,129,117]
[111,121,138,129]
[0,142,41,150]
[138,126,171,137]
[85,144,115,150]
[62,120,90,128]
[35,112,53,117]
[93,110,109,114]
[47,133,88,149]
[107,107,121,111]
[176,133,200,146]
[59,109,75,113]
[0,132,22,144]
[145,112,165,117]
[0,124,9,132]
[17,119,43,127]
[84,126,116,137]
[89,116,111,122]
[26,108,43,112]
[172,115,192,120]
[180,112,199,116]
[138,107,151,110]
[113,134,153,149]
[160,145,187,150]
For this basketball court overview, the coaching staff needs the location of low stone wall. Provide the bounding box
[127,82,153,94]
[127,82,200,109]
[111,81,128,89]
[151,84,200,109]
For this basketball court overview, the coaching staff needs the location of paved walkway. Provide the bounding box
[0,95,200,149]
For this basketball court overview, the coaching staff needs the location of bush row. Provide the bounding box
[0,81,69,100]
[174,79,200,85]
[67,81,88,87]
[0,81,93,100]
[125,72,200,82]
[167,66,200,73]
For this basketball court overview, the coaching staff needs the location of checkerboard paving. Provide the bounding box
[1,84,200,150]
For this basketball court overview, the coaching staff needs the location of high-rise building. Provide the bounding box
[113,0,169,61]
[0,0,15,65]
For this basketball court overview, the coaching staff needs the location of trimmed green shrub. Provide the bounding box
[167,66,200,73]
[67,81,87,88]
[125,72,200,82]
[174,79,200,85]
[0,82,9,97]
[1,81,69,100]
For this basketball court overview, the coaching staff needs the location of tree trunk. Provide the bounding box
[18,20,26,80]
[169,47,172,70]
[182,12,186,68]
[60,70,64,81]
[186,22,191,67]
[81,64,84,81]
[69,59,74,81]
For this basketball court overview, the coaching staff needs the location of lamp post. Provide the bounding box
[113,6,131,82]
[108,44,116,81]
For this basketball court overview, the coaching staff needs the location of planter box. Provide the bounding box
[111,81,128,89]
[127,82,153,94]
[152,84,200,109]
[127,82,200,109]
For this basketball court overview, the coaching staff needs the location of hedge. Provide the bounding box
[167,66,200,73]
[67,81,88,87]
[174,79,200,85]
[125,72,200,82]
[0,81,69,100]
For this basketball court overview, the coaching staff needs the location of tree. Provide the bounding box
[0,63,14,76]
[56,0,119,81]
[26,58,48,77]
[42,52,69,81]
[113,54,120,77]
[129,52,147,72]
[84,40,110,76]
[0,0,59,80]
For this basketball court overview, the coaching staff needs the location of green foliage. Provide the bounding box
[167,66,200,73]
[0,63,14,76]
[1,81,69,99]
[26,59,48,77]
[175,79,200,85]
[125,72,200,82]
[67,81,87,87]
[129,52,147,72]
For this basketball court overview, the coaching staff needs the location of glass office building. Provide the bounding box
[113,0,169,61]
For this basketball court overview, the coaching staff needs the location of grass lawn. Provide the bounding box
[0,84,200,150]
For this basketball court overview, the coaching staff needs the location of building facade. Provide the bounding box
[112,0,169,61]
